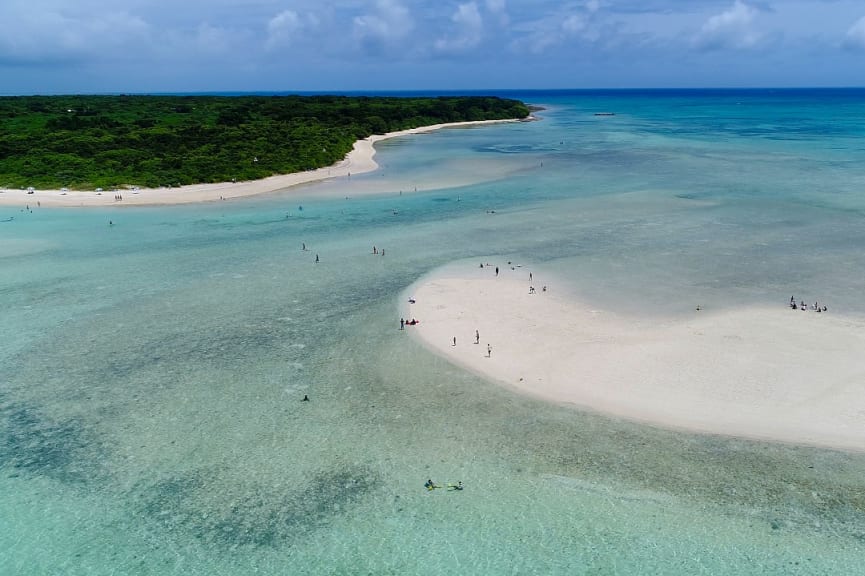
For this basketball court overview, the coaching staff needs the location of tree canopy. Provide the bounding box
[0,95,530,190]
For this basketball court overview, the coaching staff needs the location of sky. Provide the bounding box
[1,0,864,94]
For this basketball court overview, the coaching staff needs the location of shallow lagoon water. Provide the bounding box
[3,90,865,574]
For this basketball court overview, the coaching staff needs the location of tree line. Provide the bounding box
[0,95,530,190]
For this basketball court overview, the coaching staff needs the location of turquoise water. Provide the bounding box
[3,89,865,574]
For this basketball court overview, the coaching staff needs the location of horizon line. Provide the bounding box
[3,86,865,98]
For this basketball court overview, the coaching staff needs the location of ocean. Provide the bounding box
[2,89,865,574]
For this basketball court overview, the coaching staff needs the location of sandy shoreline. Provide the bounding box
[403,261,865,451]
[0,118,523,208]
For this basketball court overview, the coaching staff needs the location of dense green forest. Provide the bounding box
[0,95,530,190]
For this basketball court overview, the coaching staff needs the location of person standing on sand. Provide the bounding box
[475,330,480,344]
[487,344,491,357]
[400,318,405,330]
[453,336,457,346]
[495,266,499,276]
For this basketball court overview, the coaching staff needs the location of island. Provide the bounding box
[0,95,530,203]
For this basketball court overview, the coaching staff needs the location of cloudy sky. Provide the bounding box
[2,0,864,94]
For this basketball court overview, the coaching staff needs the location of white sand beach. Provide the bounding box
[403,262,865,451]
[0,118,522,207]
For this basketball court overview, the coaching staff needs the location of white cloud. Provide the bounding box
[434,2,484,54]
[353,0,414,51]
[509,2,605,55]
[454,2,483,29]
[485,0,509,27]
[268,10,301,38]
[693,0,762,51]
[562,15,587,34]
[0,4,150,65]
[5,0,865,93]
[265,10,318,51]
[842,14,865,50]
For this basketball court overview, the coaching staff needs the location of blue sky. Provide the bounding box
[2,0,864,94]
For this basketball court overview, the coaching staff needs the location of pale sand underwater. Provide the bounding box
[405,261,865,451]
[4,90,865,574]
[0,119,524,208]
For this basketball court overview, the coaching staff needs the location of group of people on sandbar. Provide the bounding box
[790,296,828,312]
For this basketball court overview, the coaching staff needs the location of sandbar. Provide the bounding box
[403,261,865,451]
[0,118,523,208]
